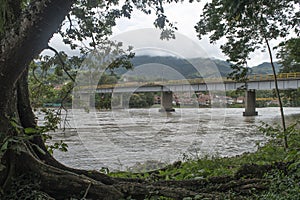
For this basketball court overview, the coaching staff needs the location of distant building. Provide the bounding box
[226,96,234,105]
[197,94,211,106]
[236,96,245,104]
[267,99,280,106]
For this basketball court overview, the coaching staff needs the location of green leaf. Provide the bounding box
[10,120,22,129]
[288,161,300,171]
[24,127,39,135]
[1,140,9,151]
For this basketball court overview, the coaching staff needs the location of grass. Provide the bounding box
[110,142,288,180]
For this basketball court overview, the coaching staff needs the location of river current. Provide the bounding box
[43,107,300,171]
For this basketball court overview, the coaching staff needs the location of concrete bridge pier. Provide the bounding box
[111,93,125,109]
[159,91,175,112]
[243,90,258,116]
[76,93,93,109]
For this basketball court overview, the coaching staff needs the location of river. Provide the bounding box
[43,107,300,171]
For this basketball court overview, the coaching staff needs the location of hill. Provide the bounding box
[251,62,281,74]
[113,55,280,79]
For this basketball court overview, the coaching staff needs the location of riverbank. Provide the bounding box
[110,123,300,199]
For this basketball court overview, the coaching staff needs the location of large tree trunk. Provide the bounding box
[0,0,74,128]
[0,1,127,198]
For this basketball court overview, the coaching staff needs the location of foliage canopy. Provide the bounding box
[195,0,299,77]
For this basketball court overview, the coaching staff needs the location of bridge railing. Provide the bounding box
[249,72,300,81]
[89,72,300,90]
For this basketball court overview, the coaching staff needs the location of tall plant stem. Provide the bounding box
[264,36,288,149]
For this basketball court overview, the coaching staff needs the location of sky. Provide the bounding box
[111,1,228,63]
[47,1,285,67]
[111,1,283,67]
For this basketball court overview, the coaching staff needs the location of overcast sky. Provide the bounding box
[47,1,285,67]
[111,1,284,67]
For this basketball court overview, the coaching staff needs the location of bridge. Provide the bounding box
[74,72,300,116]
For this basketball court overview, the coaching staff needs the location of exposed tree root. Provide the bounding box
[152,177,268,193]
[14,150,122,200]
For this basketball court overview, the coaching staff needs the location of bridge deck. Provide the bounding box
[76,72,300,93]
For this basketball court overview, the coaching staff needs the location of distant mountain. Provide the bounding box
[251,62,281,74]
[112,55,280,79]
[114,55,198,79]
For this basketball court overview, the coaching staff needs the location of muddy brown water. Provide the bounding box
[38,107,300,171]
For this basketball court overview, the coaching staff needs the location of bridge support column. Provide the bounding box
[111,93,124,109]
[76,93,93,109]
[243,90,258,116]
[159,91,175,112]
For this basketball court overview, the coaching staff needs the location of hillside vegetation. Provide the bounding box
[112,56,281,79]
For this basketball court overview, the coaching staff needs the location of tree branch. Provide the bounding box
[264,36,288,148]
[47,46,75,82]
[0,0,74,89]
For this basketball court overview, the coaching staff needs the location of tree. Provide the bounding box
[129,93,155,108]
[277,37,300,73]
[0,1,96,198]
[277,37,300,106]
[28,54,79,108]
[0,0,224,199]
[195,0,299,149]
